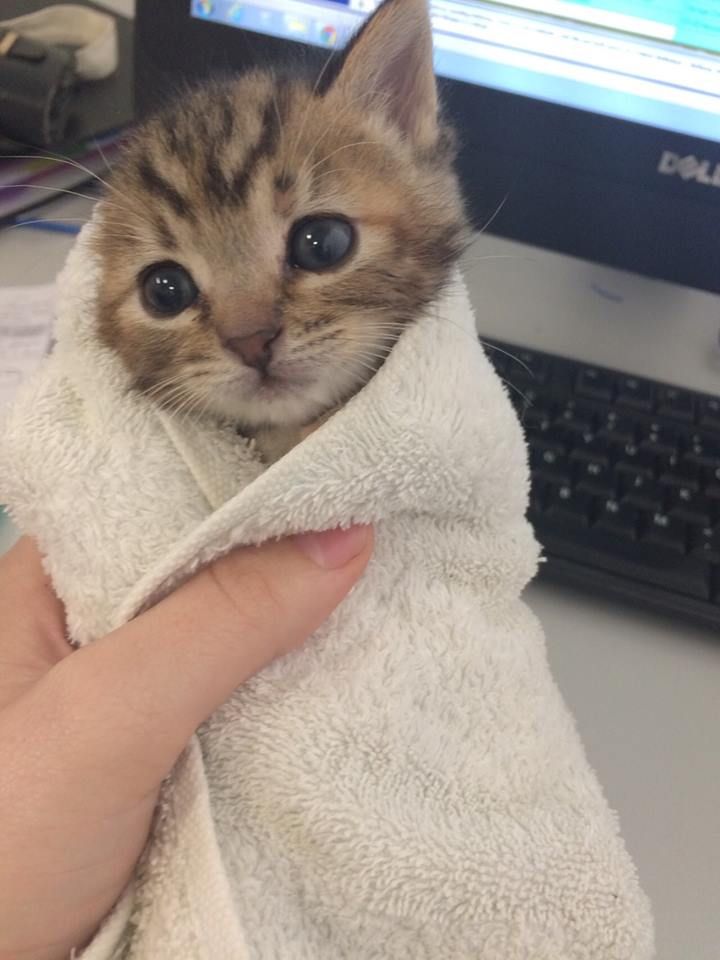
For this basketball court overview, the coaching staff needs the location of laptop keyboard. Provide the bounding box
[484,338,720,626]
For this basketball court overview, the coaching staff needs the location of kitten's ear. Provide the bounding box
[325,0,438,148]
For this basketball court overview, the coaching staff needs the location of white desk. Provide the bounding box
[2,197,719,960]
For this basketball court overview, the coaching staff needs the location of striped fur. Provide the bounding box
[93,0,469,455]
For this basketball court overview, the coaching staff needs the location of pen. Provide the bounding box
[12,218,82,236]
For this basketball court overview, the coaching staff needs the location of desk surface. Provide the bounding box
[1,192,718,959]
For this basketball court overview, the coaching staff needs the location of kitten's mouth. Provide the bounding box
[208,353,360,430]
[254,366,308,394]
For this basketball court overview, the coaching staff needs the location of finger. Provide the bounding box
[0,539,69,705]
[17,526,372,804]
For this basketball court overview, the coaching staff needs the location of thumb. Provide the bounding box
[31,526,373,796]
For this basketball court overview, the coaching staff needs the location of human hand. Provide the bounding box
[0,528,372,960]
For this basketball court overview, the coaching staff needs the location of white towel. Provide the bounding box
[1,225,654,959]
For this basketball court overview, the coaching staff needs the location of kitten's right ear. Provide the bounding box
[321,0,438,150]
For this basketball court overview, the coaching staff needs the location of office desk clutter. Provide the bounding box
[0,4,118,147]
[0,1,133,223]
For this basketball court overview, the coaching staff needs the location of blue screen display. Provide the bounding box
[191,0,720,143]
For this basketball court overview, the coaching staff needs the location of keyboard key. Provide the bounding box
[513,384,540,407]
[545,484,593,526]
[534,427,573,453]
[684,435,720,467]
[641,512,687,553]
[576,367,613,402]
[569,431,608,455]
[529,432,566,456]
[617,375,653,412]
[533,518,712,599]
[698,396,720,431]
[667,488,714,526]
[638,423,681,458]
[556,400,596,435]
[659,460,699,490]
[530,447,573,485]
[509,389,534,417]
[657,387,695,423]
[528,480,546,516]
[569,444,610,467]
[511,349,549,384]
[701,464,720,499]
[543,376,576,406]
[594,499,638,539]
[620,473,665,511]
[613,443,657,478]
[689,524,720,564]
[575,460,616,498]
[655,452,681,480]
[596,414,636,446]
[522,407,554,433]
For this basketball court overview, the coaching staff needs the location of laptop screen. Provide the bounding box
[190,0,720,145]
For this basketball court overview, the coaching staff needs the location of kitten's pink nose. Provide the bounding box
[224,326,282,373]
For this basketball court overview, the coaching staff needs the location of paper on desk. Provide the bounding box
[0,284,55,411]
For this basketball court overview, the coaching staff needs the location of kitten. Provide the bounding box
[93,0,468,462]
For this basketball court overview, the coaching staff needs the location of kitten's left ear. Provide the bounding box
[324,0,438,149]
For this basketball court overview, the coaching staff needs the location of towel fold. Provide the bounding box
[1,225,654,959]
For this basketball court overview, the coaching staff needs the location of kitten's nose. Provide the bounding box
[224,326,282,372]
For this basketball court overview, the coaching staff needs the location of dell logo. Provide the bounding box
[658,151,720,187]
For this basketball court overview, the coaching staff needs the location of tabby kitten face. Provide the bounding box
[94,0,468,432]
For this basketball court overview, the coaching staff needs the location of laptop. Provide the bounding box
[134,0,720,627]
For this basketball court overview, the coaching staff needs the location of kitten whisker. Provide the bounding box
[9,215,147,246]
[313,351,382,378]
[479,341,533,378]
[0,183,146,234]
[328,356,385,394]
[93,137,114,176]
[148,385,195,410]
[141,370,218,404]
[96,202,167,238]
[0,183,102,205]
[177,394,203,426]
[459,254,537,266]
[477,193,510,237]
[307,166,355,184]
[296,88,382,184]
[285,45,339,174]
[332,324,405,339]
[2,152,115,196]
[167,386,205,423]
[430,301,488,347]
[303,140,383,178]
[185,385,219,426]
[141,377,202,406]
[328,341,401,364]
[9,217,91,230]
[92,215,155,241]
[140,380,190,402]
[499,377,533,407]
[268,73,287,163]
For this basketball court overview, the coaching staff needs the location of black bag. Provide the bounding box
[0,27,76,147]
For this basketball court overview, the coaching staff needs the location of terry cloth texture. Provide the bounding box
[1,225,654,959]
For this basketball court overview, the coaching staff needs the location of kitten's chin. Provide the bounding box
[205,371,360,431]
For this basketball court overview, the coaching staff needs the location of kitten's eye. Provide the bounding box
[140,262,199,317]
[289,217,354,272]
